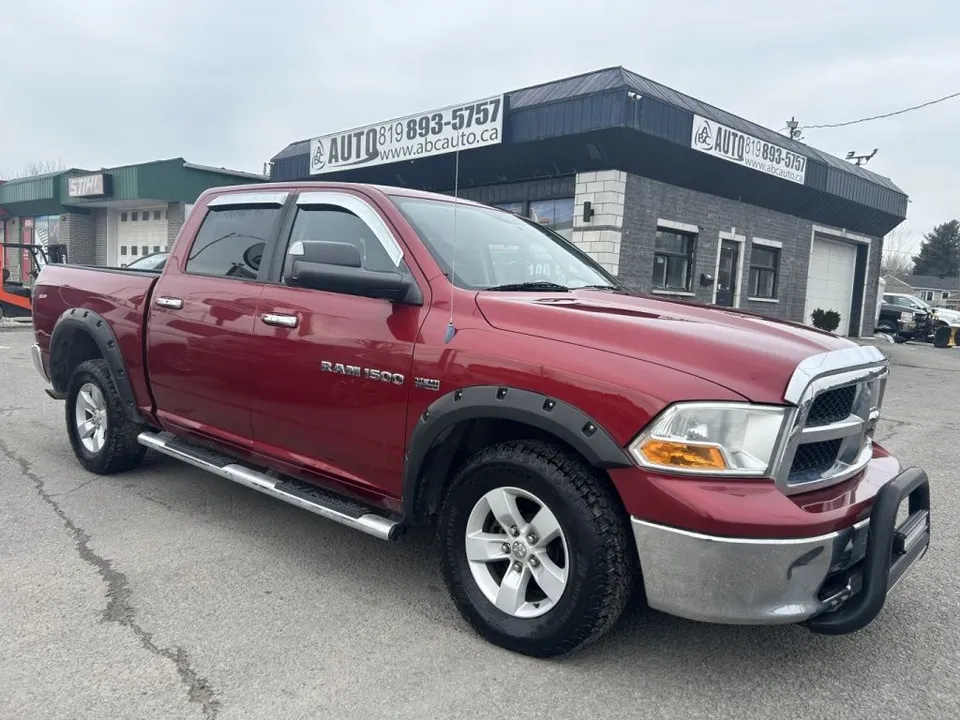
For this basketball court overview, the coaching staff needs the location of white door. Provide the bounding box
[804,237,858,336]
[116,207,169,266]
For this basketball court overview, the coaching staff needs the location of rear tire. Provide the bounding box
[65,359,146,474]
[437,440,636,658]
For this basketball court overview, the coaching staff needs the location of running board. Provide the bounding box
[137,431,402,541]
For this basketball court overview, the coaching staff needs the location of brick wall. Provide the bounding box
[166,202,186,247]
[60,212,96,265]
[864,234,882,332]
[572,170,625,275]
[616,173,881,336]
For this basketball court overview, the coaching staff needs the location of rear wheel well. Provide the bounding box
[51,328,103,392]
[412,417,625,528]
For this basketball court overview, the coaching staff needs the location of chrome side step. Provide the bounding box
[137,431,402,541]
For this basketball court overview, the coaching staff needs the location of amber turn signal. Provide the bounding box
[639,440,727,470]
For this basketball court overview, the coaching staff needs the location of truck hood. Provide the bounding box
[475,290,854,404]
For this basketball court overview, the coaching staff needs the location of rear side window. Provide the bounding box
[185,206,280,280]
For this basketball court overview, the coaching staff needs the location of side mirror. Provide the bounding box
[288,240,422,305]
[290,240,362,268]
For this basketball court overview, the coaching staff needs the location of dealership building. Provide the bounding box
[270,66,908,337]
[0,158,264,282]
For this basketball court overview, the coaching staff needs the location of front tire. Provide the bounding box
[65,359,146,474]
[437,440,636,658]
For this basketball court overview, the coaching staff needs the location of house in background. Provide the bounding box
[902,274,960,309]
[882,275,914,294]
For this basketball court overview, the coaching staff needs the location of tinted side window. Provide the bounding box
[186,206,280,280]
[283,205,409,281]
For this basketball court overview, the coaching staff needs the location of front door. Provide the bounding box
[248,190,428,500]
[716,239,739,307]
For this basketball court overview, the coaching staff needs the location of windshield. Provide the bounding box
[390,196,616,290]
[886,294,927,311]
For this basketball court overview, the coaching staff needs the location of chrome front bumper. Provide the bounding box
[632,468,931,632]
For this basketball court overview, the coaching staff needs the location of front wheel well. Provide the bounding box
[51,327,103,392]
[410,417,624,528]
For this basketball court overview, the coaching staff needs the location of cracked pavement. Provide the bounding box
[1,329,958,719]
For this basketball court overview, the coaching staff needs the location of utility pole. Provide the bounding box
[786,117,803,141]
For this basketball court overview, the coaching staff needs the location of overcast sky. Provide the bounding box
[1,0,955,255]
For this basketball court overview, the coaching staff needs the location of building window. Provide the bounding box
[493,202,525,216]
[487,199,575,241]
[131,212,139,222]
[653,228,695,291]
[528,198,574,240]
[120,246,127,256]
[131,246,139,256]
[153,246,160,253]
[748,245,780,298]
[921,290,934,302]
[120,212,128,222]
[154,210,162,221]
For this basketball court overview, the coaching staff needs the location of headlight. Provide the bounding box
[628,402,788,476]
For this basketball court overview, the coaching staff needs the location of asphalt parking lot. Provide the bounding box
[1,327,957,720]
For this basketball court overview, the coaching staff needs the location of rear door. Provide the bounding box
[145,190,290,449]
[247,189,430,498]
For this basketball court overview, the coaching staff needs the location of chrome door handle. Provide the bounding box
[261,313,299,328]
[155,296,183,309]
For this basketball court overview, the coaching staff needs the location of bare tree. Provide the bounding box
[0,159,66,180]
[881,227,917,278]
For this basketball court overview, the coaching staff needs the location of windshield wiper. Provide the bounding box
[484,281,571,292]
[576,284,629,293]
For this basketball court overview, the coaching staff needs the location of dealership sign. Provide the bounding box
[309,95,504,175]
[67,173,112,198]
[690,115,807,185]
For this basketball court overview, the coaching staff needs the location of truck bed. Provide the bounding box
[32,264,160,417]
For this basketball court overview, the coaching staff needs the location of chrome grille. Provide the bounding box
[791,439,842,479]
[774,346,888,495]
[806,385,856,427]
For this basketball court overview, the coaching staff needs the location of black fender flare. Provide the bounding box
[49,308,144,423]
[401,385,633,524]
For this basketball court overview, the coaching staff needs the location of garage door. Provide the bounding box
[116,207,168,266]
[804,237,857,336]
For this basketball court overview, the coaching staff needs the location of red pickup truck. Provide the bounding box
[30,182,930,657]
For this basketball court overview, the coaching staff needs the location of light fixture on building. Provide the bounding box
[582,201,595,223]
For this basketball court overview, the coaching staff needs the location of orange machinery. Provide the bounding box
[0,243,68,320]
